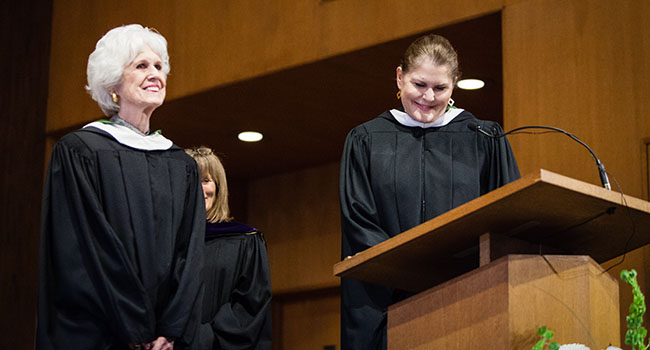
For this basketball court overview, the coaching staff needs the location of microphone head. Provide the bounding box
[467,123,479,132]
[468,122,497,138]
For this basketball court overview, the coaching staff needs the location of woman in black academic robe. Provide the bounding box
[186,146,272,350]
[38,25,204,350]
[339,35,520,350]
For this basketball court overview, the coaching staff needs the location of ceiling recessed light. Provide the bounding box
[456,79,485,90]
[238,131,263,142]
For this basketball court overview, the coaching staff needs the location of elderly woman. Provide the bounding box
[339,34,520,349]
[37,25,204,350]
[185,146,272,350]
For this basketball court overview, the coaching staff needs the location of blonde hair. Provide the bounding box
[185,146,232,223]
[401,34,460,82]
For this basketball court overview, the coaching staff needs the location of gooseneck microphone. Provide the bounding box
[467,123,611,190]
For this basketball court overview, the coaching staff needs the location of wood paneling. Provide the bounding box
[46,0,505,132]
[503,0,650,199]
[272,287,340,350]
[645,138,650,201]
[28,0,650,348]
[388,255,620,349]
[0,0,52,347]
[503,0,650,345]
[247,162,341,294]
[147,12,503,179]
[601,244,650,348]
[335,169,650,292]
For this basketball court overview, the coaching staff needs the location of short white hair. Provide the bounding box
[86,24,170,116]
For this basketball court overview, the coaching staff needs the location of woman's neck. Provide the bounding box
[117,105,155,134]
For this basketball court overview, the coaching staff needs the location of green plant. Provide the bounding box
[531,269,646,350]
[621,269,648,350]
[532,325,560,350]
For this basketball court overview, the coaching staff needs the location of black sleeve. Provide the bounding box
[158,157,206,345]
[204,234,272,349]
[339,128,390,257]
[38,138,156,345]
[483,122,520,191]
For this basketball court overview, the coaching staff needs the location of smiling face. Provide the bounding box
[396,58,455,123]
[201,172,217,213]
[115,46,166,112]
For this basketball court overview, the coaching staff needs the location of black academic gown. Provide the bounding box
[339,110,520,350]
[194,221,272,350]
[37,126,205,349]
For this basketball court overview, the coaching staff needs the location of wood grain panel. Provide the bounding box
[274,288,340,350]
[0,0,52,347]
[502,1,650,346]
[335,169,650,292]
[645,138,650,201]
[503,0,650,199]
[46,0,506,132]
[389,257,510,349]
[34,1,650,348]
[247,162,341,293]
[147,13,503,179]
[388,255,620,349]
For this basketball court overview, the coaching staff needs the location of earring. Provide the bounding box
[396,90,401,99]
[445,98,455,112]
[111,92,119,103]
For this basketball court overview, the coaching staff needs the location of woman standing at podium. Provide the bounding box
[339,34,520,349]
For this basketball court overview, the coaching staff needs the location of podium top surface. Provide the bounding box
[333,169,650,292]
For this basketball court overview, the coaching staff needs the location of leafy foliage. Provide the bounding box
[621,269,648,350]
[532,325,560,350]
[532,269,646,350]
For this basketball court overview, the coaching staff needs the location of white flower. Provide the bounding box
[605,347,622,350]
[559,344,590,350]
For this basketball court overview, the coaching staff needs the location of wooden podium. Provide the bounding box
[334,169,650,349]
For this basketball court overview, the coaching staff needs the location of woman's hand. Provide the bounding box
[148,336,174,350]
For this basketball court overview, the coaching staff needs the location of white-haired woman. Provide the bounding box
[38,24,204,350]
[185,146,272,349]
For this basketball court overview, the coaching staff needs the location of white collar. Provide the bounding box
[390,108,464,128]
[83,121,173,150]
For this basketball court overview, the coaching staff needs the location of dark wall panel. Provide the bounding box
[0,1,52,346]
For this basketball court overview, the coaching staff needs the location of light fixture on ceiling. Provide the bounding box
[456,79,485,90]
[238,131,263,142]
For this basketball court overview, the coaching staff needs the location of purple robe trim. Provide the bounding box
[205,221,258,238]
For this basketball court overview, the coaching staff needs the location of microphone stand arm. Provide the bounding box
[499,126,611,190]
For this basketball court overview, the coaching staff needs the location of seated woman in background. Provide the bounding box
[186,146,272,350]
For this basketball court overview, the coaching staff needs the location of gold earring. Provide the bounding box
[396,90,401,99]
[111,92,119,103]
